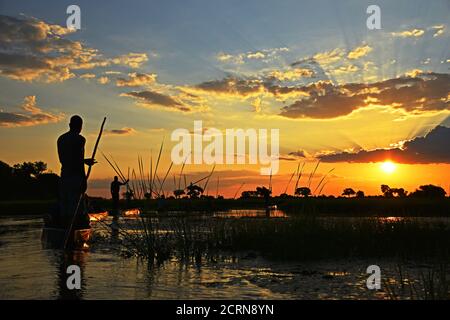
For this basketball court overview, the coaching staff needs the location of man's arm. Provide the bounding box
[81,136,97,166]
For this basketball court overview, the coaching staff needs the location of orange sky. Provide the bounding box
[0,3,449,198]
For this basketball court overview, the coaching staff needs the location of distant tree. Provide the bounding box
[256,186,271,198]
[241,190,259,199]
[391,188,408,197]
[186,183,204,199]
[356,190,365,198]
[410,185,446,198]
[123,189,134,201]
[342,188,356,197]
[173,189,185,199]
[381,184,393,197]
[13,161,47,178]
[0,160,58,200]
[295,187,311,198]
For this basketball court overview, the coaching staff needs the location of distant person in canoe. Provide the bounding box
[57,115,96,228]
[110,176,128,216]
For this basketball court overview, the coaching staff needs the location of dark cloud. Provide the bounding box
[193,70,449,119]
[105,127,136,135]
[0,96,63,127]
[288,150,307,158]
[318,125,450,164]
[194,77,264,97]
[0,15,147,82]
[120,90,191,112]
[280,72,450,119]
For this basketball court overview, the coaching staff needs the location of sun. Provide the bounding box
[380,161,396,174]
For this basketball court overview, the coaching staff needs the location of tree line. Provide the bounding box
[0,160,59,201]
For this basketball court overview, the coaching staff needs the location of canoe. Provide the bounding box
[41,227,92,250]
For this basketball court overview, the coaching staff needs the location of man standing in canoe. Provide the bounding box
[57,115,95,228]
[110,176,128,216]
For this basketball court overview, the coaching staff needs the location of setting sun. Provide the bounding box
[380,161,397,174]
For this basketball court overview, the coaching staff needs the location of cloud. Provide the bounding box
[79,73,96,79]
[318,125,450,164]
[0,15,148,82]
[105,127,136,136]
[104,70,122,75]
[267,68,314,81]
[347,45,372,60]
[331,64,359,75]
[247,51,265,59]
[116,72,157,87]
[313,48,344,65]
[288,150,307,158]
[216,47,289,65]
[97,76,110,84]
[391,28,425,37]
[0,96,64,127]
[216,52,244,65]
[431,25,445,37]
[280,72,450,119]
[120,90,191,112]
[193,77,265,98]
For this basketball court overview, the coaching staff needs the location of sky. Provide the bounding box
[0,0,449,198]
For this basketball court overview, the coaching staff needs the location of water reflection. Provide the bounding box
[50,250,87,300]
[213,209,287,218]
[0,213,448,299]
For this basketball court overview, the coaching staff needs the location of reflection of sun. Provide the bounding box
[380,161,396,174]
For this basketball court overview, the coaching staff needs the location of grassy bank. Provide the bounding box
[113,215,450,264]
[219,217,450,260]
[88,196,450,217]
[2,196,450,216]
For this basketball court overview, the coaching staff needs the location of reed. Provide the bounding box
[384,262,449,300]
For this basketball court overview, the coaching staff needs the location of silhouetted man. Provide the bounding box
[57,115,95,228]
[110,176,128,216]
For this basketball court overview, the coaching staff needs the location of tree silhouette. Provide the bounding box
[186,183,204,199]
[173,189,185,199]
[410,185,446,198]
[13,161,47,178]
[356,190,365,198]
[0,160,58,200]
[342,188,356,197]
[381,184,393,197]
[381,185,409,197]
[256,186,271,198]
[391,188,407,197]
[295,187,311,197]
[123,189,134,201]
[241,190,258,198]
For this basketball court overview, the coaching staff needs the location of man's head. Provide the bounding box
[69,115,83,133]
[114,176,118,181]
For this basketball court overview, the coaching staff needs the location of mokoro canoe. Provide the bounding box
[41,227,92,250]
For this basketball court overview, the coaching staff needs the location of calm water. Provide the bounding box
[0,213,445,300]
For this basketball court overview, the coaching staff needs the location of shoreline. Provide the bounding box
[1,197,450,217]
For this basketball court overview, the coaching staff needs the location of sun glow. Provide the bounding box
[380,161,397,174]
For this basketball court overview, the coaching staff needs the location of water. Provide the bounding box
[0,213,445,299]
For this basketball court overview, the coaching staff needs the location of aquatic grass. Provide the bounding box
[104,213,450,266]
[384,262,450,300]
[210,216,450,261]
